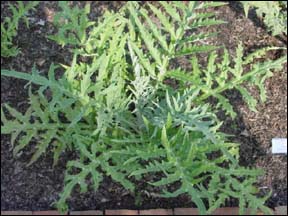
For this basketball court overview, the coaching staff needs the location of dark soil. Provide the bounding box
[1,1,287,211]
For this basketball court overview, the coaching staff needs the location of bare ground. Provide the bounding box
[1,1,287,211]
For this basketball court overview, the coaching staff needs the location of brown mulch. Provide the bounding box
[1,1,287,211]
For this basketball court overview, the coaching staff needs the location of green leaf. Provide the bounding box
[103,161,135,191]
[236,86,258,112]
[215,94,237,119]
[166,69,195,84]
[27,130,56,166]
[98,53,110,81]
[242,2,251,17]
[161,126,169,149]
[53,140,66,167]
[1,107,8,124]
[159,1,181,23]
[177,32,218,45]
[161,187,185,198]
[188,18,226,29]
[198,2,228,9]
[3,104,26,122]
[13,130,36,156]
[29,88,50,123]
[166,112,173,129]
[186,186,207,215]
[90,168,103,190]
[128,5,162,66]
[139,8,168,52]
[129,161,173,177]
[149,172,180,186]
[148,3,176,40]
[128,41,156,77]
[1,69,50,89]
[175,45,219,57]
[142,115,150,131]
[1,2,284,215]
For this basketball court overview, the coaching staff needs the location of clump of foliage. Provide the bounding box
[1,1,287,215]
[241,1,287,36]
[1,1,39,57]
[47,1,95,47]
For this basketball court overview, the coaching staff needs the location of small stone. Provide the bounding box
[240,129,250,137]
[44,7,55,23]
[100,198,108,203]
[36,19,45,26]
[36,58,46,66]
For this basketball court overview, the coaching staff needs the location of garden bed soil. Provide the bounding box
[1,1,287,211]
